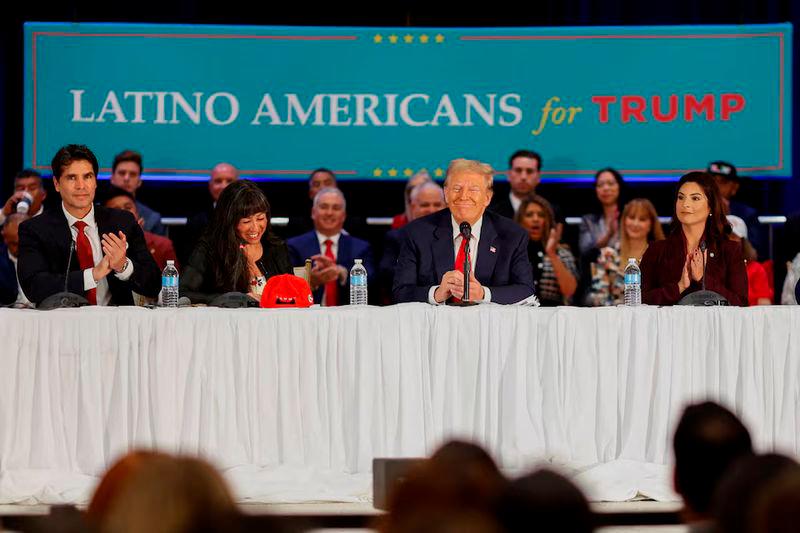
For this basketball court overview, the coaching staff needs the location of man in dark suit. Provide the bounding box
[489,149,542,219]
[393,158,534,305]
[0,213,30,306]
[17,144,161,306]
[379,181,445,303]
[287,187,375,306]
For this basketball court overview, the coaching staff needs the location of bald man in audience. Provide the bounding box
[380,181,446,302]
[104,186,178,271]
[178,162,239,264]
[0,213,33,306]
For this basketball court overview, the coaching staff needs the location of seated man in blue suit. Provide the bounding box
[393,158,534,305]
[287,187,375,306]
[0,213,32,306]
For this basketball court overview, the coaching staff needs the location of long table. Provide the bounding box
[1,304,798,504]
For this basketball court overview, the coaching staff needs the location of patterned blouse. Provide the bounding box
[586,245,625,306]
[527,241,579,306]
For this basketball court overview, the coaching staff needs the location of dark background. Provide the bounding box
[1,0,798,259]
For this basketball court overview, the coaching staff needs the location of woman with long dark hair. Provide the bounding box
[514,194,578,306]
[640,171,748,305]
[181,180,292,303]
[578,167,624,256]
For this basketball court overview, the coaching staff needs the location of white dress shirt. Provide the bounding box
[63,204,134,306]
[8,252,34,307]
[428,215,493,304]
[509,192,522,216]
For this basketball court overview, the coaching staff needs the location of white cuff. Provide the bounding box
[481,286,492,303]
[114,259,134,281]
[83,268,98,290]
[428,285,445,305]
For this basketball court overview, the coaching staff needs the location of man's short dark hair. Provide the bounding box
[308,167,336,182]
[673,401,754,515]
[112,150,143,174]
[51,144,99,181]
[102,185,136,205]
[15,169,42,183]
[508,149,542,170]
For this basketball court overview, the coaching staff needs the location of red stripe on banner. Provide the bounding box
[34,32,358,40]
[460,33,784,41]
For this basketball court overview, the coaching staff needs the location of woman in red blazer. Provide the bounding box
[640,171,748,306]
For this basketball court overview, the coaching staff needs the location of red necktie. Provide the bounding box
[454,235,471,273]
[452,236,471,303]
[323,239,338,307]
[73,221,97,305]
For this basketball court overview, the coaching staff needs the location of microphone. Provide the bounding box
[39,240,89,310]
[699,240,707,291]
[64,240,74,294]
[459,221,472,240]
[459,222,471,301]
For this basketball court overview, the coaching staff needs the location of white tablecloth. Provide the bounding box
[1,304,798,504]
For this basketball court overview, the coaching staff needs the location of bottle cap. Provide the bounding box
[167,260,175,265]
[628,258,637,263]
[354,259,362,264]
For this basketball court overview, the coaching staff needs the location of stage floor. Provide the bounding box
[0,501,687,532]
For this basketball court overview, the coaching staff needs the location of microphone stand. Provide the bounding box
[448,236,478,307]
[463,238,470,301]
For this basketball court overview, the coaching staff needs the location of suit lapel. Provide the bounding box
[337,234,351,269]
[51,209,75,266]
[433,211,455,280]
[475,214,498,282]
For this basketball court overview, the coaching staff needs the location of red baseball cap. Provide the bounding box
[260,274,314,308]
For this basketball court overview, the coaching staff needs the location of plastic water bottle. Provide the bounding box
[623,257,642,306]
[161,260,179,308]
[349,259,368,305]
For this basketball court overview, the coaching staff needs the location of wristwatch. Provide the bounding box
[114,258,131,274]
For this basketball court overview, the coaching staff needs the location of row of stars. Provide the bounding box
[372,168,445,178]
[373,34,446,44]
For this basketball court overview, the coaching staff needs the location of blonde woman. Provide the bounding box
[586,198,664,306]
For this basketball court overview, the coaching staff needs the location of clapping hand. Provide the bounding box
[688,247,707,282]
[309,254,341,289]
[101,231,128,272]
[545,223,564,256]
[434,270,484,302]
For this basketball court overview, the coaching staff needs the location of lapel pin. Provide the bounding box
[490,246,497,253]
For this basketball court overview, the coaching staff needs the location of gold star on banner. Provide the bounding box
[403,168,414,177]
[434,168,444,177]
[404,34,414,44]
[388,168,398,177]
[373,34,383,44]
[373,168,383,177]
[420,34,430,44]
[388,34,399,44]
[435,34,445,43]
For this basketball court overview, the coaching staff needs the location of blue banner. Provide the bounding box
[24,22,792,180]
